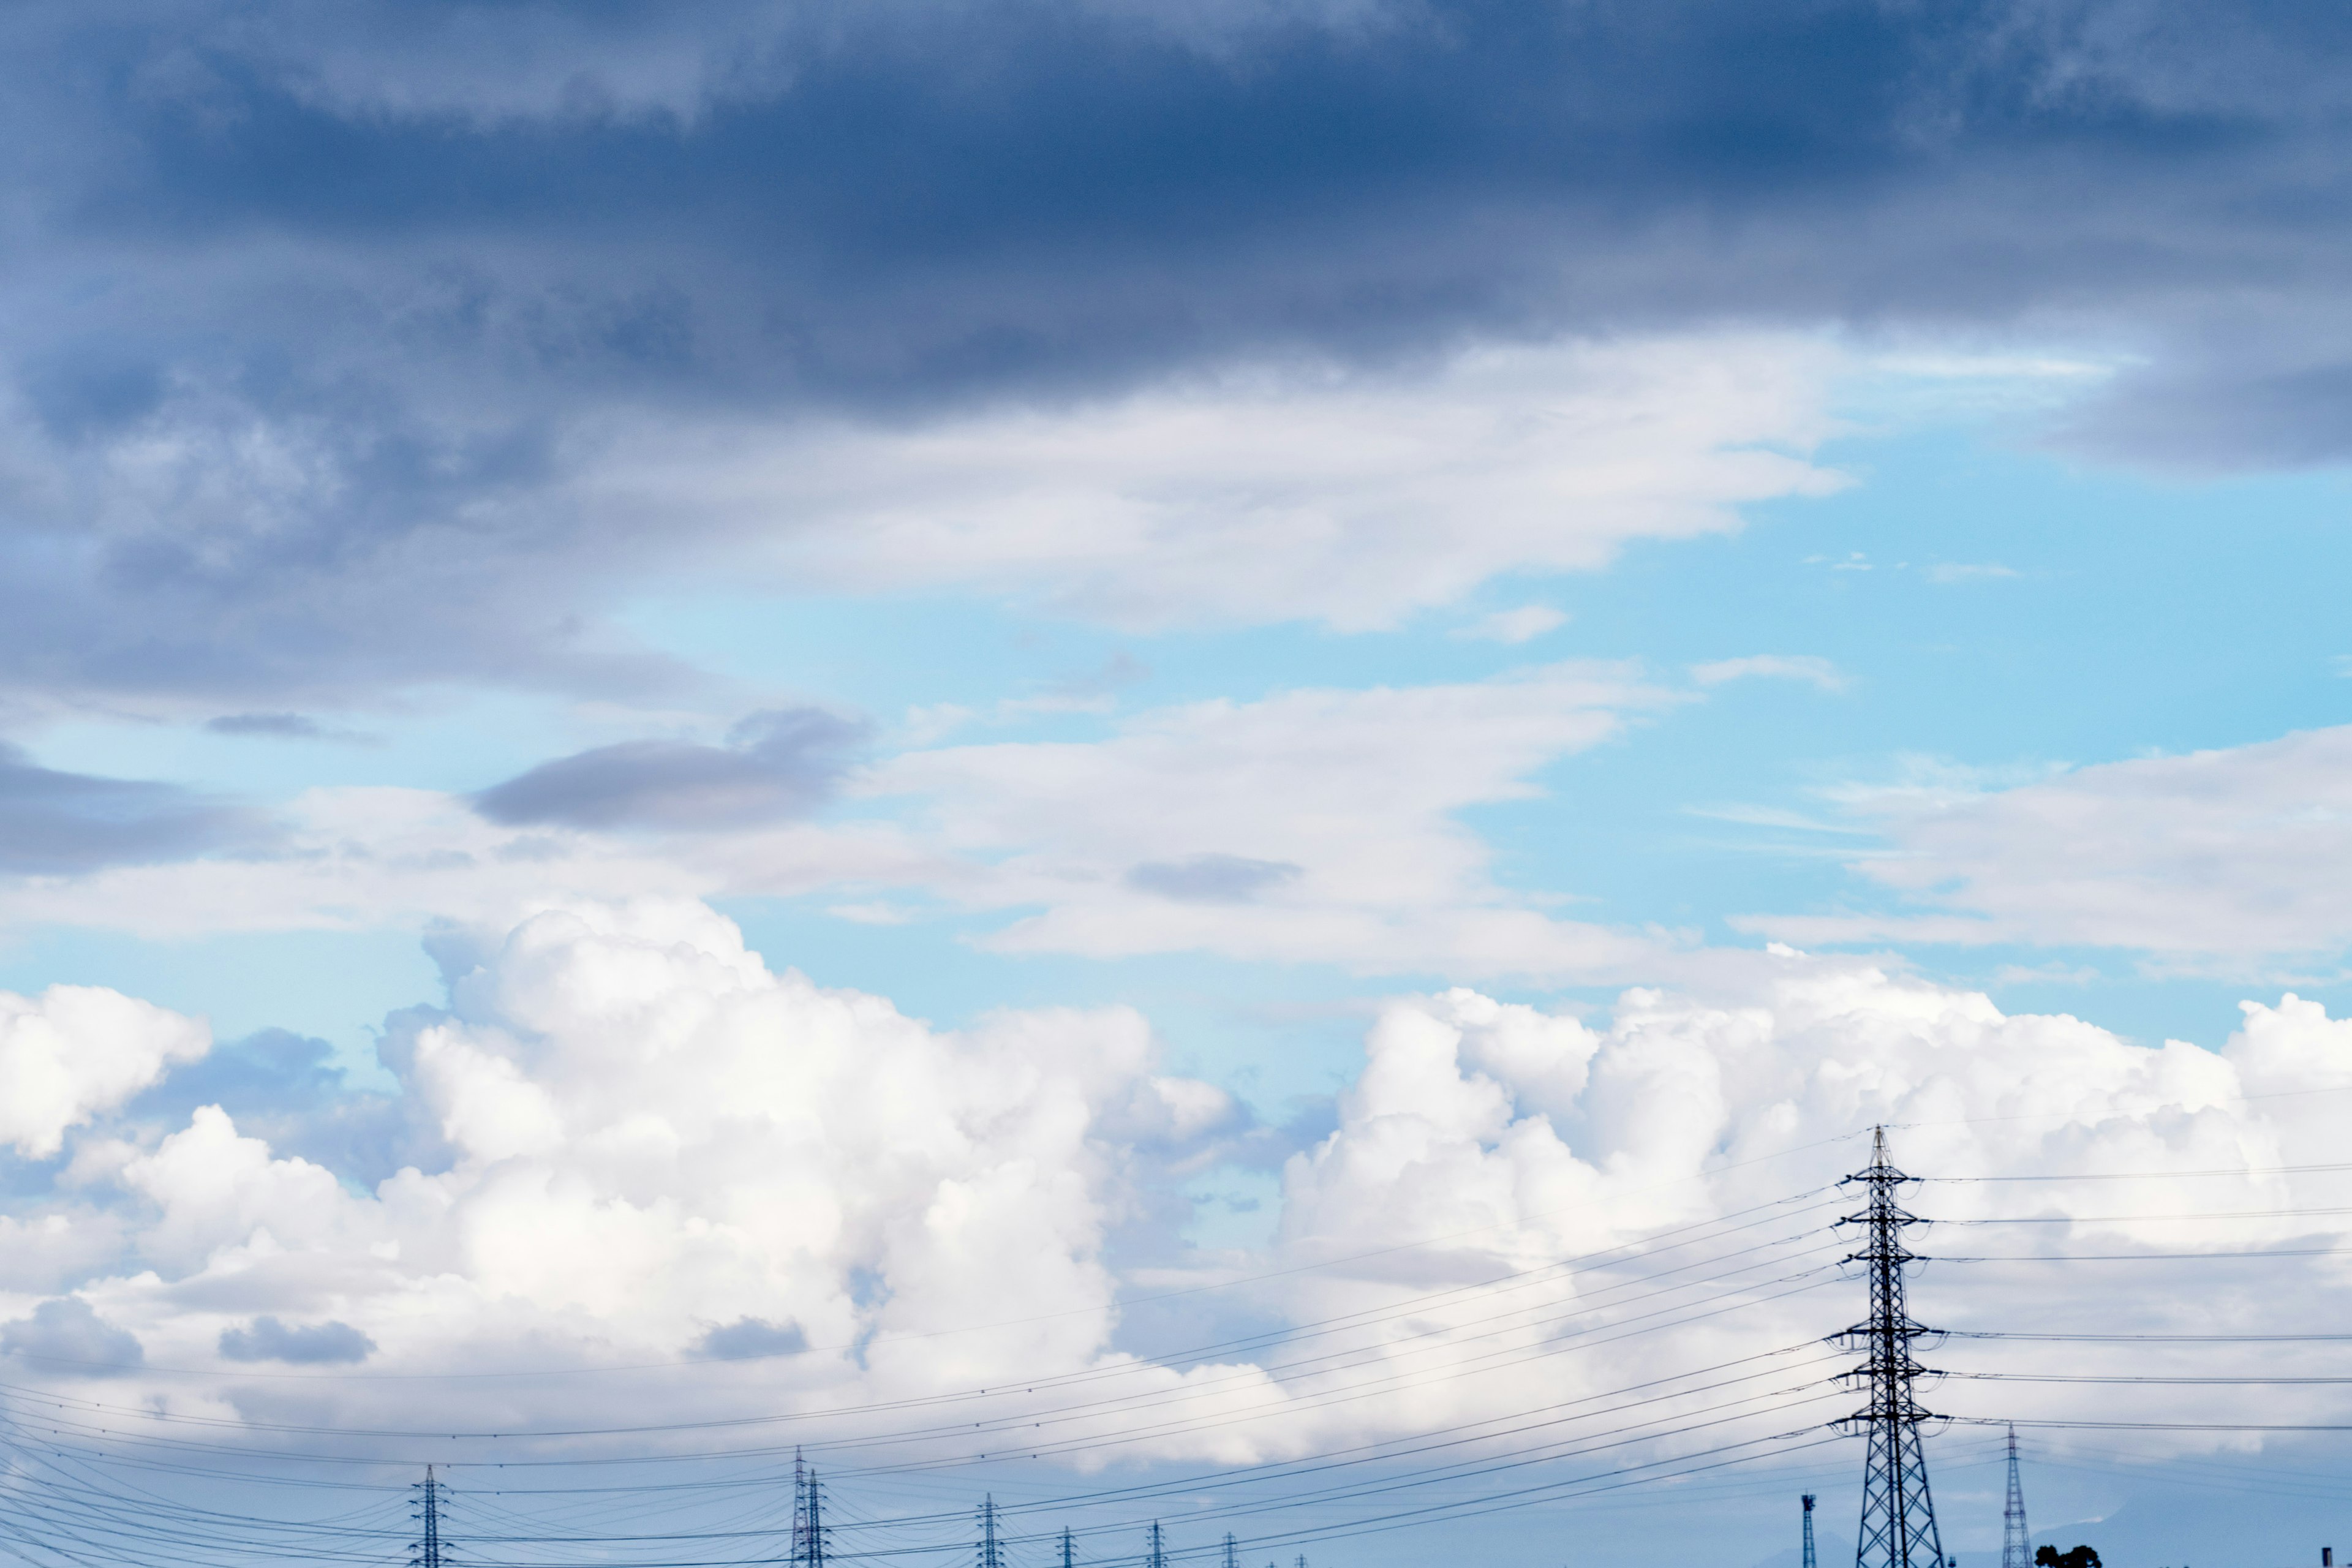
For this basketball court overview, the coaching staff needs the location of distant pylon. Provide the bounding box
[410,1464,444,1568]
[1837,1126,1947,1568]
[792,1455,830,1568]
[1224,1533,1242,1568]
[2000,1425,2032,1568]
[979,1496,1006,1568]
[1146,1521,1168,1568]
[792,1450,810,1568]
[1804,1493,1819,1568]
[1061,1525,1077,1568]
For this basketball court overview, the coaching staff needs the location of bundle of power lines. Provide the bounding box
[2,1134,2348,1567]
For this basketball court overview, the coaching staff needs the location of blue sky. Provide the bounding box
[5,5,2352,1567]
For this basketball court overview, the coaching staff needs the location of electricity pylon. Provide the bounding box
[410,1465,444,1568]
[2001,1425,2032,1568]
[1837,1126,1947,1568]
[979,1496,1006,1568]
[1146,1521,1168,1568]
[1061,1526,1077,1568]
[792,1456,829,1568]
[1804,1493,1819,1568]
[1224,1533,1241,1568]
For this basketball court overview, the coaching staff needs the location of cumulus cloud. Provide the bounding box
[7,902,1246,1432]
[0,985,211,1158]
[473,707,867,831]
[1744,725,2352,970]
[12,903,2352,1462]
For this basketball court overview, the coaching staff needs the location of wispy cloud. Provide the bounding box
[1689,655,1850,693]
[1454,606,1569,644]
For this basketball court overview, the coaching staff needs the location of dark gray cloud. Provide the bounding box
[0,1297,145,1373]
[1126,854,1303,903]
[1,1,2349,706]
[473,708,865,831]
[218,1316,376,1365]
[692,1317,808,1361]
[0,743,270,873]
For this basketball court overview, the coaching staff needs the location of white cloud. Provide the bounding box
[580,334,1849,631]
[15,908,2352,1463]
[1928,562,2022,583]
[858,662,1683,978]
[0,986,209,1158]
[1455,606,1569,644]
[7,901,1240,1423]
[1747,725,2352,969]
[1689,655,1849,692]
[0,665,1683,982]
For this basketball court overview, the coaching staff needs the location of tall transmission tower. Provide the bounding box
[977,1496,1008,1568]
[1803,1493,1819,1568]
[410,1465,444,1568]
[791,1456,830,1568]
[1147,1521,1168,1568]
[1061,1526,1077,1568]
[2001,1425,2032,1568]
[1837,1126,1947,1568]
[1224,1532,1242,1568]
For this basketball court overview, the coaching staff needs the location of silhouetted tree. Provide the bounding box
[2037,1545,2101,1568]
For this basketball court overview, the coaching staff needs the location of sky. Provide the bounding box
[3,2,2352,1566]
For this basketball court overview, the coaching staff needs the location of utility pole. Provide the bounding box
[1838,1126,1947,1568]
[2001,1426,2032,1568]
[979,1496,1006,1568]
[410,1464,444,1568]
[1224,1533,1242,1568]
[1804,1494,1819,1568]
[1147,1521,1167,1568]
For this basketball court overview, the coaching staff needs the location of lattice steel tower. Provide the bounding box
[2000,1425,2032,1568]
[410,1465,444,1568]
[1061,1526,1077,1568]
[979,1496,1006,1568]
[1837,1126,1947,1568]
[1224,1532,1242,1568]
[792,1456,831,1568]
[1803,1493,1819,1568]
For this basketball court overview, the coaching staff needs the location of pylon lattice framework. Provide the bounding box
[979,1496,1006,1568]
[1838,1126,1947,1568]
[793,1453,830,1568]
[2001,1425,2032,1568]
[1803,1492,1818,1568]
[410,1465,444,1568]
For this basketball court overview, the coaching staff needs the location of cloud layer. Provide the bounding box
[5,902,2351,1466]
[2,1,2350,712]
[1749,725,2352,972]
